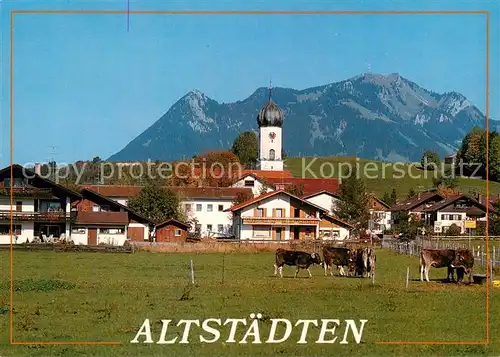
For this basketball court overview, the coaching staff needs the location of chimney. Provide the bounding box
[34,162,41,175]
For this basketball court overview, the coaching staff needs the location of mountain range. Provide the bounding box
[107,73,486,163]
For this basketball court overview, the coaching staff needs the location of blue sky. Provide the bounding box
[0,0,498,166]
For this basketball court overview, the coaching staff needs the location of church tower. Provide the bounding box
[256,85,284,171]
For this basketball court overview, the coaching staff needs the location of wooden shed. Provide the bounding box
[155,219,189,243]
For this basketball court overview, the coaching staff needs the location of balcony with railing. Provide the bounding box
[0,187,54,198]
[0,210,77,222]
[241,216,319,226]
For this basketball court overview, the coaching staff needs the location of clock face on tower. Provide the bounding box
[269,132,276,140]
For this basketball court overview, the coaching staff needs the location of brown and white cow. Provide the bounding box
[322,246,351,276]
[274,248,322,278]
[348,247,376,278]
[452,248,474,283]
[419,249,473,283]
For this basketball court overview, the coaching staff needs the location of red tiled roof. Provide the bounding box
[226,189,328,213]
[75,211,129,225]
[389,192,445,212]
[266,178,340,196]
[79,185,142,198]
[323,214,354,228]
[241,170,292,179]
[423,194,491,213]
[303,190,341,199]
[79,185,251,199]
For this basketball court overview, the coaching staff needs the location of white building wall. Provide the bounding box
[436,211,467,234]
[182,198,234,237]
[258,126,283,171]
[71,230,88,245]
[97,232,127,245]
[369,210,392,234]
[305,194,340,215]
[240,194,291,218]
[0,222,34,244]
[231,177,274,197]
[0,198,35,212]
[240,194,292,240]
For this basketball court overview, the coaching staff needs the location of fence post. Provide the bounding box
[190,259,195,285]
[406,266,409,290]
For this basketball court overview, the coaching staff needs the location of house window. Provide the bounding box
[218,205,224,212]
[92,205,100,212]
[100,227,125,234]
[207,224,213,232]
[244,180,254,187]
[294,208,300,218]
[253,225,271,238]
[71,226,86,234]
[0,224,22,235]
[218,224,224,233]
[185,204,192,212]
[275,209,284,217]
[196,204,202,212]
[207,204,213,212]
[269,149,275,160]
[175,229,181,236]
[16,201,22,212]
[256,208,264,217]
[100,205,110,212]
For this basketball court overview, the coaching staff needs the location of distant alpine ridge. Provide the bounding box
[107,73,485,163]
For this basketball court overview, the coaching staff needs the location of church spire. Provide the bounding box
[268,78,272,101]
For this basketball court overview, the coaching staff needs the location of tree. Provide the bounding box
[382,192,392,206]
[333,166,370,230]
[421,150,440,170]
[446,223,462,236]
[232,191,254,206]
[285,183,304,197]
[390,189,398,205]
[479,131,500,181]
[194,150,242,187]
[231,132,258,169]
[128,184,181,223]
[433,167,458,189]
[458,126,484,164]
[392,212,425,240]
[407,188,416,199]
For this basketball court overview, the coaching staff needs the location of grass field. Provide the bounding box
[0,249,499,356]
[284,156,499,198]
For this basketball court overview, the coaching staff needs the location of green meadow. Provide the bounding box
[0,249,498,356]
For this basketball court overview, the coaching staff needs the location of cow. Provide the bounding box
[348,248,376,278]
[274,248,322,278]
[419,249,458,282]
[451,248,474,284]
[362,248,376,279]
[322,246,351,276]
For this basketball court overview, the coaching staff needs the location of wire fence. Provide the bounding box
[381,236,500,267]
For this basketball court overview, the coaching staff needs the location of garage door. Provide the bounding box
[128,227,145,242]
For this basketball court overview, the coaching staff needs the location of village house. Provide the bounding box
[154,219,189,243]
[0,164,82,244]
[303,190,342,215]
[421,194,490,234]
[226,190,352,241]
[79,185,252,238]
[389,191,446,223]
[367,194,392,235]
[72,188,152,245]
